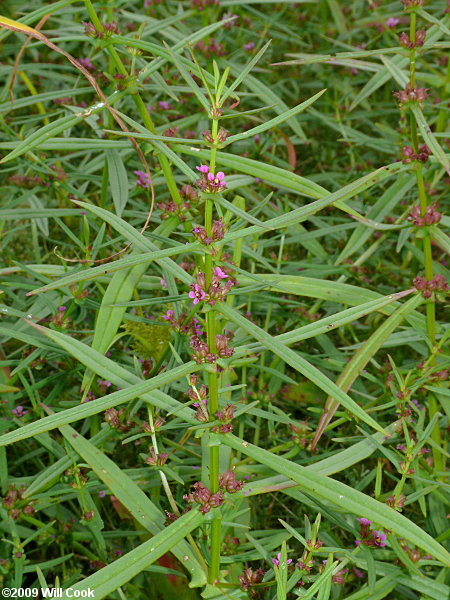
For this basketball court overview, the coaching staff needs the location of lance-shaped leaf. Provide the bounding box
[56,421,206,586]
[225,89,326,144]
[219,434,450,566]
[70,201,190,283]
[27,241,203,296]
[0,320,199,447]
[235,273,427,332]
[311,294,423,450]
[235,289,415,356]
[60,509,205,598]
[217,304,387,436]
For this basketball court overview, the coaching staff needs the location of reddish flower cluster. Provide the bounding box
[83,21,120,38]
[212,403,236,433]
[163,126,179,138]
[218,469,244,492]
[408,204,442,226]
[183,481,224,514]
[157,200,191,221]
[401,144,431,164]
[289,421,311,447]
[188,268,237,306]
[190,337,217,364]
[187,378,210,422]
[195,165,227,193]
[144,446,169,466]
[104,408,134,432]
[11,405,28,417]
[401,0,425,7]
[202,127,229,144]
[7,174,48,188]
[238,567,266,592]
[216,332,235,357]
[332,569,349,584]
[413,274,448,298]
[191,0,219,9]
[162,310,204,336]
[399,29,426,48]
[2,486,35,520]
[194,38,226,58]
[7,165,67,189]
[394,83,428,105]
[180,184,199,201]
[192,219,226,245]
[50,306,71,328]
[355,518,387,548]
[190,332,234,364]
[164,506,191,525]
[184,470,243,514]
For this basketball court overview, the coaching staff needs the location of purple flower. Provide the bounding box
[244,42,255,51]
[160,278,167,289]
[272,552,292,567]
[386,17,400,28]
[11,406,28,417]
[196,164,209,174]
[372,530,387,547]
[207,171,226,190]
[162,310,174,321]
[214,266,228,279]
[98,490,106,498]
[78,57,94,70]
[59,306,67,312]
[158,101,170,110]
[189,284,207,305]
[357,518,372,526]
[134,170,151,189]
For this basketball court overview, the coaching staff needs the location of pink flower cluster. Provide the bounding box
[195,165,227,193]
[134,170,151,189]
[272,552,293,567]
[188,268,236,307]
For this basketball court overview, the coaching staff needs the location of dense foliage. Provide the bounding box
[0,0,449,598]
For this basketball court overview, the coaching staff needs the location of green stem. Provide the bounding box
[84,0,102,30]
[409,12,416,87]
[205,114,222,584]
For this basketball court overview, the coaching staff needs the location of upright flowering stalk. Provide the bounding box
[198,102,229,584]
[396,0,443,471]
